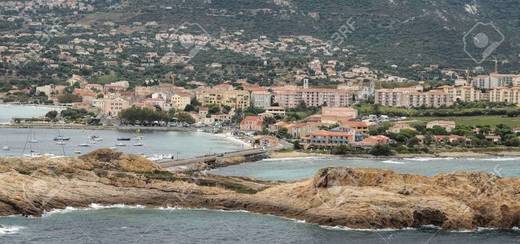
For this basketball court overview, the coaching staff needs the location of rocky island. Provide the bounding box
[0,149,518,231]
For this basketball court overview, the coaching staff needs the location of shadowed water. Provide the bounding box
[0,207,519,244]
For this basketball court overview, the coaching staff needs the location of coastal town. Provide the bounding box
[3,1,520,243]
[2,64,520,156]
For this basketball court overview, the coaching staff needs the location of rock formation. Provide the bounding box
[0,149,518,231]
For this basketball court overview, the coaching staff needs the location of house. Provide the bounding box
[198,107,209,118]
[388,122,416,133]
[485,135,502,143]
[104,81,130,92]
[286,122,321,139]
[240,116,264,132]
[427,120,456,132]
[340,120,369,134]
[263,106,286,117]
[433,135,470,144]
[352,135,391,147]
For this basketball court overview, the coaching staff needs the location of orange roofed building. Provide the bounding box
[352,135,391,147]
[240,116,264,132]
[303,130,355,149]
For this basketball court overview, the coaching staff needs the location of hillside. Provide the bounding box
[89,0,520,69]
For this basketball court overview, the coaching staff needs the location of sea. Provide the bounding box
[1,104,520,243]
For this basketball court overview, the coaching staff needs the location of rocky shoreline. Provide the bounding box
[0,149,519,231]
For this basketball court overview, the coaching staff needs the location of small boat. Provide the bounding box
[116,143,127,147]
[2,146,9,151]
[54,136,71,141]
[117,137,131,141]
[29,139,39,144]
[133,142,144,147]
[55,141,66,145]
[74,151,82,154]
[78,143,90,147]
[90,136,103,142]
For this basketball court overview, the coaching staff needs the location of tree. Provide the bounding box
[293,140,302,150]
[45,110,58,120]
[184,104,196,112]
[176,112,195,124]
[207,104,221,116]
[60,108,94,123]
[276,127,290,139]
[369,144,394,156]
[119,106,169,125]
[428,126,448,135]
[58,93,82,104]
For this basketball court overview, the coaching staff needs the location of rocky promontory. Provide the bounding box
[0,149,518,231]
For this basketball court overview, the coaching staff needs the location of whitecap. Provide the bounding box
[319,225,414,232]
[407,157,454,162]
[0,225,24,236]
[88,203,145,210]
[482,157,520,162]
[261,157,328,162]
[381,160,406,165]
[42,206,80,217]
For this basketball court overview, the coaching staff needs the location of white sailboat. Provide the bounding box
[133,129,144,146]
[29,131,38,143]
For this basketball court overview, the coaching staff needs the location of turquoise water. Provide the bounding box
[211,157,520,181]
[0,128,244,158]
[0,207,518,243]
[0,104,61,123]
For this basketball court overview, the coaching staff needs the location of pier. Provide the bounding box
[157,148,268,169]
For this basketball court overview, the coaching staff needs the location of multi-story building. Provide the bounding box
[196,84,251,110]
[471,73,520,90]
[375,87,453,108]
[251,90,272,109]
[272,86,355,108]
[489,86,520,106]
[240,116,264,132]
[171,92,192,111]
[92,96,130,117]
[303,130,355,148]
[437,85,486,103]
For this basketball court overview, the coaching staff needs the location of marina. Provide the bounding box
[0,127,244,159]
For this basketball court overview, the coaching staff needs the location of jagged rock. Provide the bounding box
[0,150,519,231]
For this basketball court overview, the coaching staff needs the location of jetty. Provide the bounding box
[157,148,268,170]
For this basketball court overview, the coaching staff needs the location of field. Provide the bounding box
[411,116,520,128]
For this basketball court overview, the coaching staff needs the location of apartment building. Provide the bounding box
[196,84,251,110]
[437,85,486,103]
[375,87,453,108]
[250,90,272,109]
[272,86,355,108]
[303,130,355,148]
[92,96,130,117]
[471,73,520,89]
[171,92,192,110]
[489,86,520,106]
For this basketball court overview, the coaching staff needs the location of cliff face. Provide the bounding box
[0,149,519,231]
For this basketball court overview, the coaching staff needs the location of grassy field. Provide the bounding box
[411,116,520,128]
